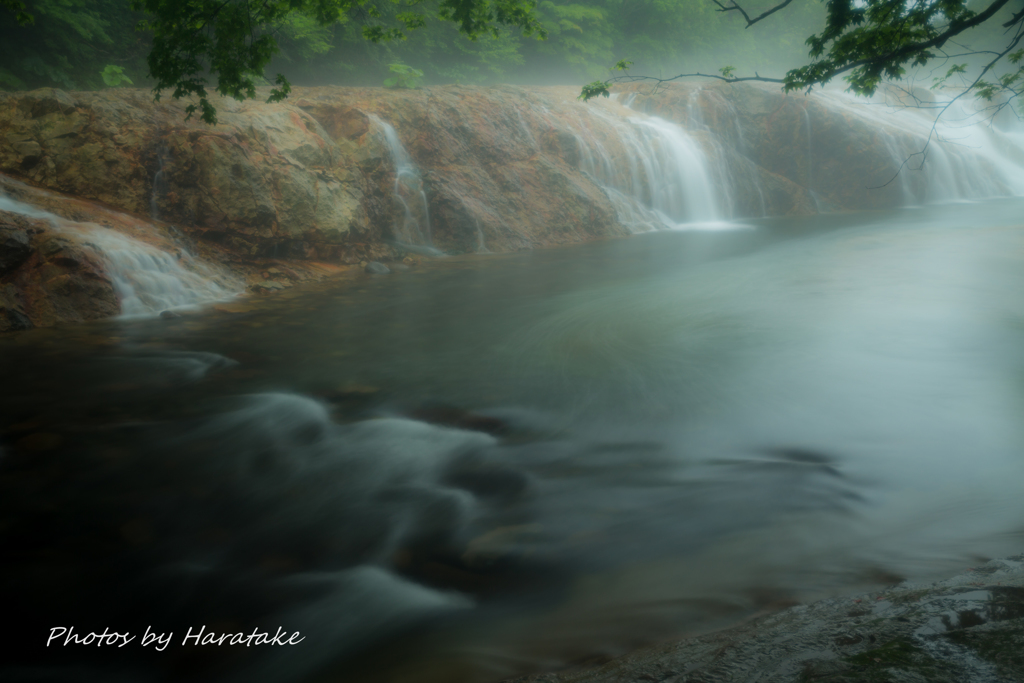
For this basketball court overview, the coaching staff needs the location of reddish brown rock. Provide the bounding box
[0,208,118,331]
[1,81,977,331]
[0,86,633,260]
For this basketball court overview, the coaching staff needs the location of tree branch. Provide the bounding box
[796,0,1015,90]
[610,72,786,87]
[711,0,795,28]
[1004,7,1024,28]
[867,32,1024,189]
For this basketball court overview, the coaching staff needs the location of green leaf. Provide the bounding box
[384,62,424,89]
[100,64,132,87]
[579,80,610,101]
[1,0,33,25]
[132,0,544,123]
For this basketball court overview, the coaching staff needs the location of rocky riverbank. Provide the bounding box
[505,555,1024,683]
[2,81,1019,331]
[0,174,363,331]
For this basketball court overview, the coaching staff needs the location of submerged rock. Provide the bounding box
[365,260,390,274]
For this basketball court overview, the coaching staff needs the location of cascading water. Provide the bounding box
[81,228,239,316]
[629,117,721,222]
[150,145,170,221]
[368,114,434,247]
[612,82,1024,217]
[678,88,767,218]
[474,218,490,254]
[801,107,825,212]
[811,86,1024,204]
[8,85,1024,683]
[547,102,729,231]
[0,192,240,316]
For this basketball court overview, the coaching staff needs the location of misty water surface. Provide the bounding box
[3,199,1024,683]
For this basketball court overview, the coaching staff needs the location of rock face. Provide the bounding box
[617,81,907,211]
[1,81,1013,330]
[0,208,118,332]
[0,175,250,332]
[0,82,853,269]
[615,80,1017,213]
[0,86,632,261]
[1,82,1014,264]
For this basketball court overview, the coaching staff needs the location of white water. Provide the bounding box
[521,98,732,233]
[0,193,240,316]
[569,108,728,230]
[81,228,239,316]
[369,114,434,246]
[610,82,1024,219]
[810,85,1024,204]
[150,145,170,221]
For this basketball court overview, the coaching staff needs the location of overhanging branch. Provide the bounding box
[711,0,795,28]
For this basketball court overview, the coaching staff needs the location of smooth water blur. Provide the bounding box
[0,191,242,316]
[3,200,1024,683]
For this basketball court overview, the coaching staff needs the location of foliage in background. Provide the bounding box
[128,0,547,123]
[383,62,424,88]
[1,0,33,25]
[7,0,1016,124]
[579,0,1023,121]
[781,0,1023,101]
[0,0,148,91]
[267,0,829,89]
[100,64,133,86]
[1,0,828,99]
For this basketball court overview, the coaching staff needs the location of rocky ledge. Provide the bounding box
[1,81,1009,331]
[506,555,1024,683]
[0,81,924,264]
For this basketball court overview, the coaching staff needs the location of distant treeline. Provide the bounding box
[0,0,829,92]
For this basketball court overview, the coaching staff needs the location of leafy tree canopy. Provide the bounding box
[129,0,547,123]
[8,0,1016,127]
[0,0,145,92]
[1,0,33,25]
[581,0,1024,114]
[2,1,825,110]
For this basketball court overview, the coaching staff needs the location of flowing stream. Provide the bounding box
[0,190,241,316]
[4,82,1024,683]
[370,114,436,248]
[4,196,1024,683]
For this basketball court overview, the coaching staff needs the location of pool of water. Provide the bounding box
[4,199,1024,683]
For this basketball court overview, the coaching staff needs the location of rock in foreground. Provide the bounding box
[506,556,1024,683]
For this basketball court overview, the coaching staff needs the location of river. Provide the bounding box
[3,198,1024,683]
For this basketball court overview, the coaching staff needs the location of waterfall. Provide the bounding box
[609,83,1024,216]
[802,107,813,193]
[368,114,434,247]
[801,107,825,212]
[150,145,170,221]
[79,228,239,316]
[812,87,1024,204]
[0,192,240,316]
[474,218,490,254]
[684,89,765,218]
[550,103,728,231]
[629,117,720,222]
